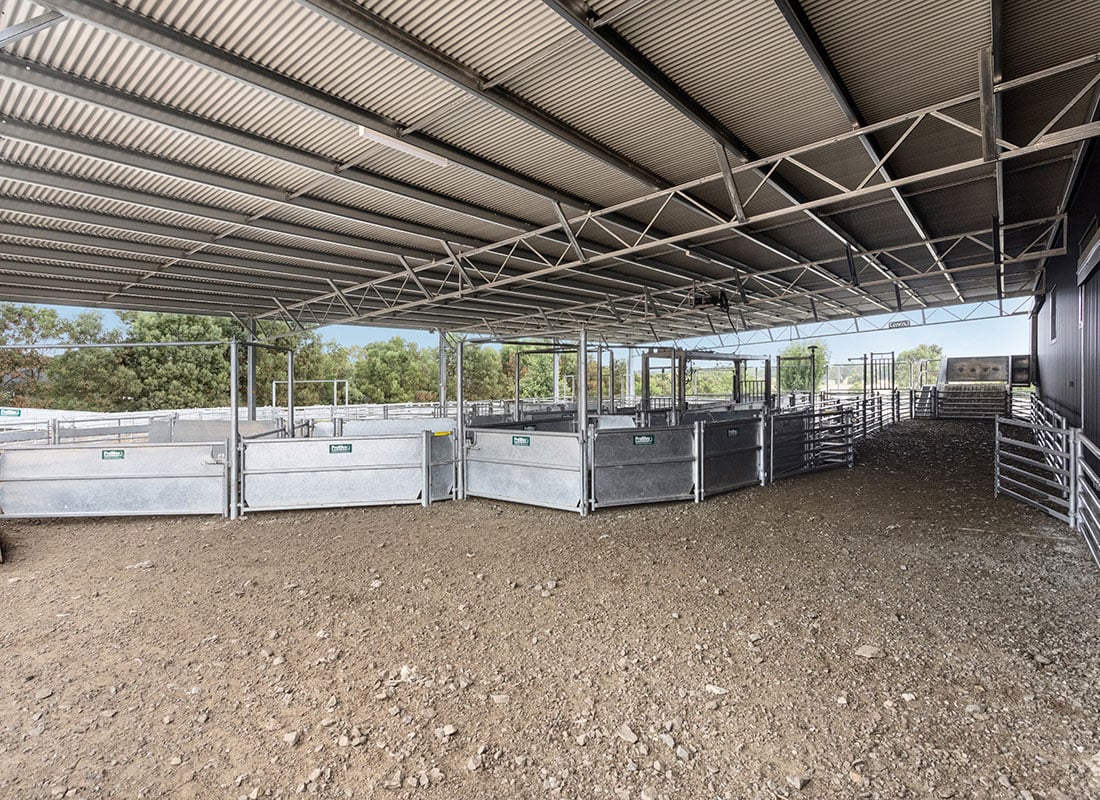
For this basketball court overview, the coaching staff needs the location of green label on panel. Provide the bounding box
[0,408,21,417]
[511,435,531,446]
[633,434,655,446]
[329,443,353,454]
[101,449,125,460]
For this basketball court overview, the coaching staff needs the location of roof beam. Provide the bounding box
[771,0,964,302]
[0,10,64,48]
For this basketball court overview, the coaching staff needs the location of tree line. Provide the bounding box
[0,304,940,412]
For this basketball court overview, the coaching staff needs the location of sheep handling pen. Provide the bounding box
[1,419,1097,800]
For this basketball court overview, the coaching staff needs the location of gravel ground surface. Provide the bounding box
[1,419,1098,800]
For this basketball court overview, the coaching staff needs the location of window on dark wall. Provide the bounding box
[1050,286,1057,342]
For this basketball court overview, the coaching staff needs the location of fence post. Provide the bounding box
[768,409,775,484]
[1069,428,1079,527]
[994,417,1001,497]
[694,420,704,503]
[421,429,432,508]
[581,424,592,517]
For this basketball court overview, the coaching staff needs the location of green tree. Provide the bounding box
[350,337,436,403]
[0,304,71,405]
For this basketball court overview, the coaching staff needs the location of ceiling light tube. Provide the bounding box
[357,126,451,168]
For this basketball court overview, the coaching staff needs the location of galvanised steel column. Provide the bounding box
[456,339,466,500]
[229,341,240,520]
[552,345,560,403]
[246,319,257,421]
[438,330,447,418]
[577,329,589,518]
[596,345,603,414]
[287,350,295,438]
[577,330,588,431]
[608,348,616,413]
[514,350,522,422]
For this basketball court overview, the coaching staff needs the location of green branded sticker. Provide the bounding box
[0,408,21,417]
[329,443,353,454]
[726,428,741,438]
[633,434,655,446]
[512,435,531,446]
[101,449,125,460]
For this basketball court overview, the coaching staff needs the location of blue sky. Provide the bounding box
[33,301,1031,363]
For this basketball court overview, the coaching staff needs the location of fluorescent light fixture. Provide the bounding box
[358,125,451,168]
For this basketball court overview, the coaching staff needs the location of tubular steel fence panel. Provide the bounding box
[994,417,1076,525]
[769,409,854,482]
[1076,435,1100,569]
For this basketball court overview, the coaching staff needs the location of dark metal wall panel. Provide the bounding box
[1036,144,1100,425]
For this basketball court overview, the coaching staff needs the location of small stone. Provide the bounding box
[855,645,883,659]
[466,754,483,771]
[641,788,657,800]
[125,560,155,570]
[34,688,54,700]
[546,580,557,590]
[101,710,117,718]
[337,735,349,747]
[704,684,728,695]
[618,724,638,744]
[320,718,336,727]
[658,733,675,749]
[271,656,285,666]
[675,745,690,761]
[283,731,299,746]
[1034,653,1053,665]
[964,703,985,715]
[786,773,809,790]
[836,694,848,706]
[490,694,510,705]
[169,756,183,766]
[901,693,916,702]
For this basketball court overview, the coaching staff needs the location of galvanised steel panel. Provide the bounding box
[0,442,226,518]
[592,426,694,508]
[464,429,584,512]
[701,418,762,497]
[241,435,425,511]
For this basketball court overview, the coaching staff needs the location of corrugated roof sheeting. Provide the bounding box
[601,0,854,155]
[1002,0,1100,80]
[364,0,571,85]
[418,98,653,206]
[0,1,1095,340]
[120,0,469,127]
[800,0,989,124]
[495,30,718,185]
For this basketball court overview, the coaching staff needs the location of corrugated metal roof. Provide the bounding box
[800,0,989,123]
[0,0,1095,342]
[602,0,854,155]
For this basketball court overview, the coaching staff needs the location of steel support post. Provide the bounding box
[608,349,616,413]
[438,330,447,418]
[552,346,560,403]
[421,429,431,508]
[577,330,588,431]
[693,419,704,503]
[514,351,522,423]
[456,339,466,500]
[641,352,651,421]
[229,342,240,520]
[287,350,295,438]
[596,345,604,414]
[246,319,257,421]
[577,329,589,517]
[764,359,772,408]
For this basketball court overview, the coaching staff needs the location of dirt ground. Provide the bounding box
[1,419,1098,800]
